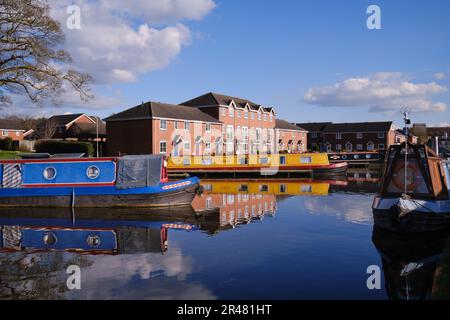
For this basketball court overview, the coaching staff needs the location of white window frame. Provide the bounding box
[356,144,363,151]
[205,123,211,132]
[184,141,190,150]
[378,143,385,150]
[174,121,178,129]
[184,121,190,131]
[159,141,167,154]
[356,132,363,139]
[367,141,374,151]
[160,119,167,130]
[336,132,342,140]
[336,144,342,151]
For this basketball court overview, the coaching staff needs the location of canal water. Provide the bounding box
[0,168,448,300]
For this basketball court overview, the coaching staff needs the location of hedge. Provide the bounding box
[0,137,14,151]
[35,140,94,156]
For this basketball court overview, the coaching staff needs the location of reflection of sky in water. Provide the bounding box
[64,247,217,300]
[1,189,388,300]
[302,193,374,225]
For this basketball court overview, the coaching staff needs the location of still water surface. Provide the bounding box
[0,169,448,299]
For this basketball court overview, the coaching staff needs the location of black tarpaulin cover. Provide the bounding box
[116,155,163,189]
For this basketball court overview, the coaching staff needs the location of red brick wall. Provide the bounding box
[151,119,222,156]
[0,130,24,141]
[276,129,307,153]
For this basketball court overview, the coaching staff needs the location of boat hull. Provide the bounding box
[372,196,450,233]
[0,179,200,208]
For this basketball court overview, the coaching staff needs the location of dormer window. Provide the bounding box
[229,108,234,117]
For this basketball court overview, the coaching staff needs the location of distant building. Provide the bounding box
[105,101,222,157]
[411,124,450,153]
[296,121,397,152]
[43,113,105,140]
[0,119,25,142]
[105,92,307,157]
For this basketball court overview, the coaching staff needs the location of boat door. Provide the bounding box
[0,163,22,188]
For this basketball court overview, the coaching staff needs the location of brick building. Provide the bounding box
[275,119,308,153]
[296,121,396,152]
[105,92,307,156]
[0,119,25,142]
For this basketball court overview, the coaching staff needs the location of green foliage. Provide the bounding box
[35,140,94,156]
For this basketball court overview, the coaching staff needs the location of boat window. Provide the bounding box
[43,232,57,245]
[301,185,312,193]
[239,184,248,192]
[86,234,101,247]
[279,184,287,193]
[259,185,269,192]
[280,156,286,165]
[86,166,100,179]
[43,167,56,180]
[300,156,312,164]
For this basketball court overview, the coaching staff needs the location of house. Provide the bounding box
[275,119,308,153]
[40,113,105,140]
[105,101,222,156]
[182,92,277,155]
[105,93,310,157]
[296,121,396,152]
[295,122,331,151]
[410,124,450,153]
[0,119,26,141]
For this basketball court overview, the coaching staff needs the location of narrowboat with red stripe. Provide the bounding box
[0,155,200,208]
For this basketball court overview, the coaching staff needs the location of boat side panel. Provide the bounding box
[21,161,116,186]
[0,183,198,207]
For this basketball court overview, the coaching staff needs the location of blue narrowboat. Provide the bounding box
[0,155,200,208]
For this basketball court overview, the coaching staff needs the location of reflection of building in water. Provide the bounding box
[193,193,276,229]
[192,179,331,232]
[372,227,449,300]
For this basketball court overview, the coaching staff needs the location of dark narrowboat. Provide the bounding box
[372,142,450,233]
[0,155,200,208]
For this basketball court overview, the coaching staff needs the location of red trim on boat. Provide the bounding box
[22,182,115,188]
[0,157,116,164]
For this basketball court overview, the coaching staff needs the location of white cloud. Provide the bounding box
[50,1,214,84]
[304,72,448,113]
[435,72,446,80]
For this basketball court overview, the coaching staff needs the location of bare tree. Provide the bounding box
[37,118,58,139]
[0,0,93,108]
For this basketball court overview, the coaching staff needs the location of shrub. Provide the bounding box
[35,140,94,156]
[0,137,13,151]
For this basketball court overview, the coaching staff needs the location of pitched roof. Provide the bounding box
[181,92,273,112]
[322,121,393,133]
[47,113,93,127]
[104,101,221,123]
[275,119,308,131]
[0,119,24,130]
[295,122,331,132]
[66,122,106,137]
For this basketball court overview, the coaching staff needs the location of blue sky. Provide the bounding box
[16,1,450,127]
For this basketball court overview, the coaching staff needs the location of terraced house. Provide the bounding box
[105,92,307,157]
[296,121,396,152]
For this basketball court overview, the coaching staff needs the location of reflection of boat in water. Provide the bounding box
[372,142,450,233]
[0,207,199,255]
[372,227,449,300]
[199,179,331,196]
[0,155,199,208]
